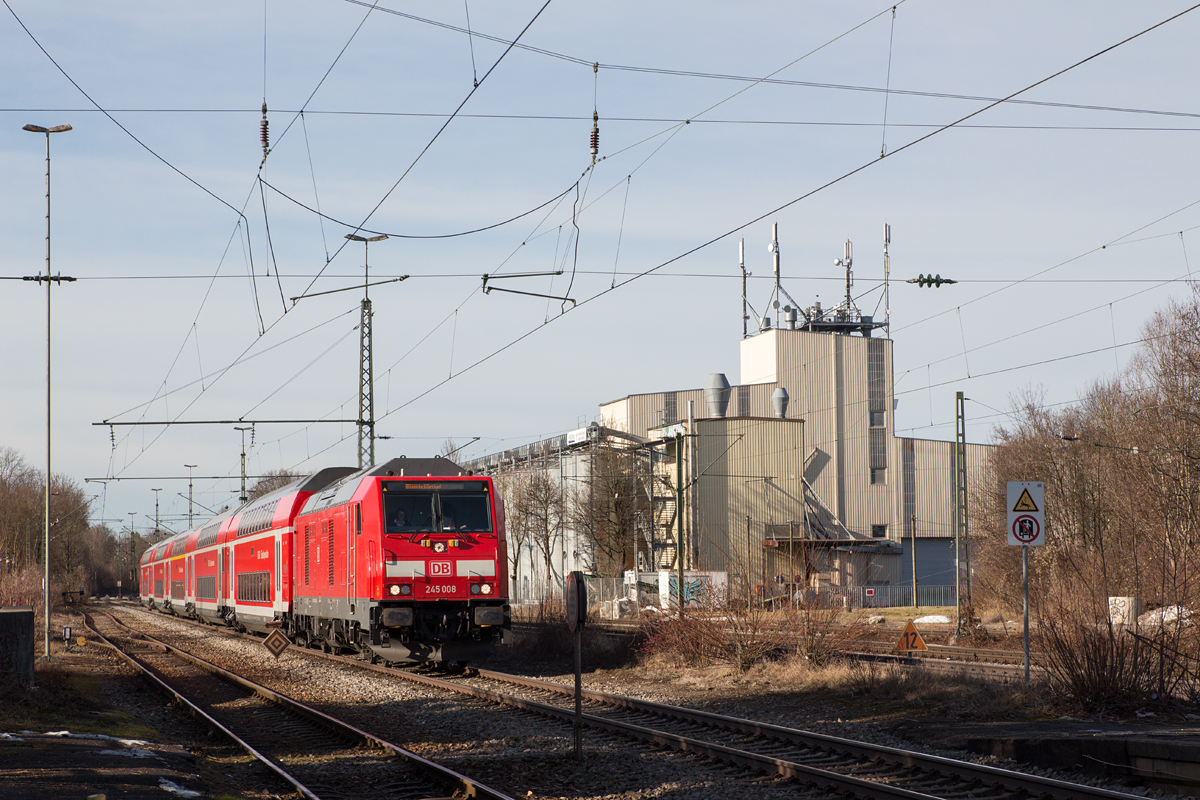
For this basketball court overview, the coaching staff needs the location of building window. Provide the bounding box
[870,467,886,485]
[869,410,885,427]
[737,385,750,417]
[871,524,888,539]
[663,392,677,425]
[869,428,886,470]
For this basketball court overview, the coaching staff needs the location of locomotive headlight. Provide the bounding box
[400,583,413,596]
[389,583,401,596]
[469,583,481,595]
[481,583,493,595]
[432,541,448,554]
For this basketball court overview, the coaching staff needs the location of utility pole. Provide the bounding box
[127,511,136,600]
[346,233,388,469]
[184,464,197,528]
[152,488,161,540]
[235,427,252,504]
[954,391,970,632]
[911,512,918,609]
[675,432,685,614]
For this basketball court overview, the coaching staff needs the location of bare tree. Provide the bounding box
[247,469,302,501]
[567,439,650,576]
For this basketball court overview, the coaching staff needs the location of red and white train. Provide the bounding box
[139,457,510,664]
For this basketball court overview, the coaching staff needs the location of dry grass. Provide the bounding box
[637,590,868,672]
[627,649,1047,722]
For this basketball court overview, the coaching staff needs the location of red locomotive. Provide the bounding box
[140,457,510,663]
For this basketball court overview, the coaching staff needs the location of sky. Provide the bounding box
[3,1,1199,537]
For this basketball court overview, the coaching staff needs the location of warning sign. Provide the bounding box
[1007,482,1045,547]
[896,620,927,652]
[263,629,291,659]
[1011,488,1040,513]
[1011,515,1040,544]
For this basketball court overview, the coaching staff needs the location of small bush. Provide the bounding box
[637,586,864,672]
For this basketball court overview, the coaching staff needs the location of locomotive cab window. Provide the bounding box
[383,481,492,535]
[385,492,435,533]
[438,493,491,532]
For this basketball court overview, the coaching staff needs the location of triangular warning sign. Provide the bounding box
[1011,487,1039,513]
[895,620,927,652]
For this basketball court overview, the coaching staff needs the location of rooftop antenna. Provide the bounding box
[883,224,891,337]
[740,239,748,338]
[835,240,853,319]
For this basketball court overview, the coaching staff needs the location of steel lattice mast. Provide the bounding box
[346,233,387,469]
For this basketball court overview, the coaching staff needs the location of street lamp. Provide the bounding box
[23,122,72,664]
[345,233,388,469]
[184,464,198,528]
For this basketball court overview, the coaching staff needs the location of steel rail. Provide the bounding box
[467,668,1138,800]
[104,608,937,797]
[80,610,323,800]
[85,608,516,800]
[364,666,944,800]
[110,604,1131,800]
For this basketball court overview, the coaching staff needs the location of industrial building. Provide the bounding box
[464,230,991,608]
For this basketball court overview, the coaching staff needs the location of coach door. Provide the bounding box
[220,547,229,603]
[348,504,360,613]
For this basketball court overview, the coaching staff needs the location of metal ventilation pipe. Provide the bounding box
[705,373,731,417]
[772,387,790,419]
[784,305,798,330]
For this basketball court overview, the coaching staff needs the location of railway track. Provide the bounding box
[82,608,515,800]
[416,668,1138,800]
[100,604,1145,800]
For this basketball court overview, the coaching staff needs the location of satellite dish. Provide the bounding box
[767,242,775,253]
[773,300,780,309]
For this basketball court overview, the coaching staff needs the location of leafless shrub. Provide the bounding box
[638,583,861,672]
[0,564,43,608]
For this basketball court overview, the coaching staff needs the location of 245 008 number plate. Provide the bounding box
[423,582,461,595]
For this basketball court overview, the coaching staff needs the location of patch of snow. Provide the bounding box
[100,748,158,758]
[159,778,202,797]
[1138,605,1193,628]
[913,615,951,625]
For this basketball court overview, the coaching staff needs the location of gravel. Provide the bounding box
[90,607,1193,800]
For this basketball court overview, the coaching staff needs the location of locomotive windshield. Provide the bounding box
[383,481,492,534]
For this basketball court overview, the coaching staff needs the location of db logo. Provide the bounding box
[429,561,453,577]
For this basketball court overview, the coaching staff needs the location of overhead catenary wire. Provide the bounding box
[347,4,1200,441]
[294,0,558,302]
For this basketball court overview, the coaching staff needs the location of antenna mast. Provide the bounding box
[841,239,853,314]
[740,239,748,338]
[883,224,891,337]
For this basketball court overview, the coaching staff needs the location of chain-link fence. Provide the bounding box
[512,573,957,619]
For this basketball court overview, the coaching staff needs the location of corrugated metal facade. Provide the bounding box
[595,327,992,591]
[690,417,806,588]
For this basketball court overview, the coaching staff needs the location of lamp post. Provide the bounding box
[23,122,72,663]
[184,464,197,528]
[345,233,388,469]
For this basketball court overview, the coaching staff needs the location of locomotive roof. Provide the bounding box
[369,457,470,477]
